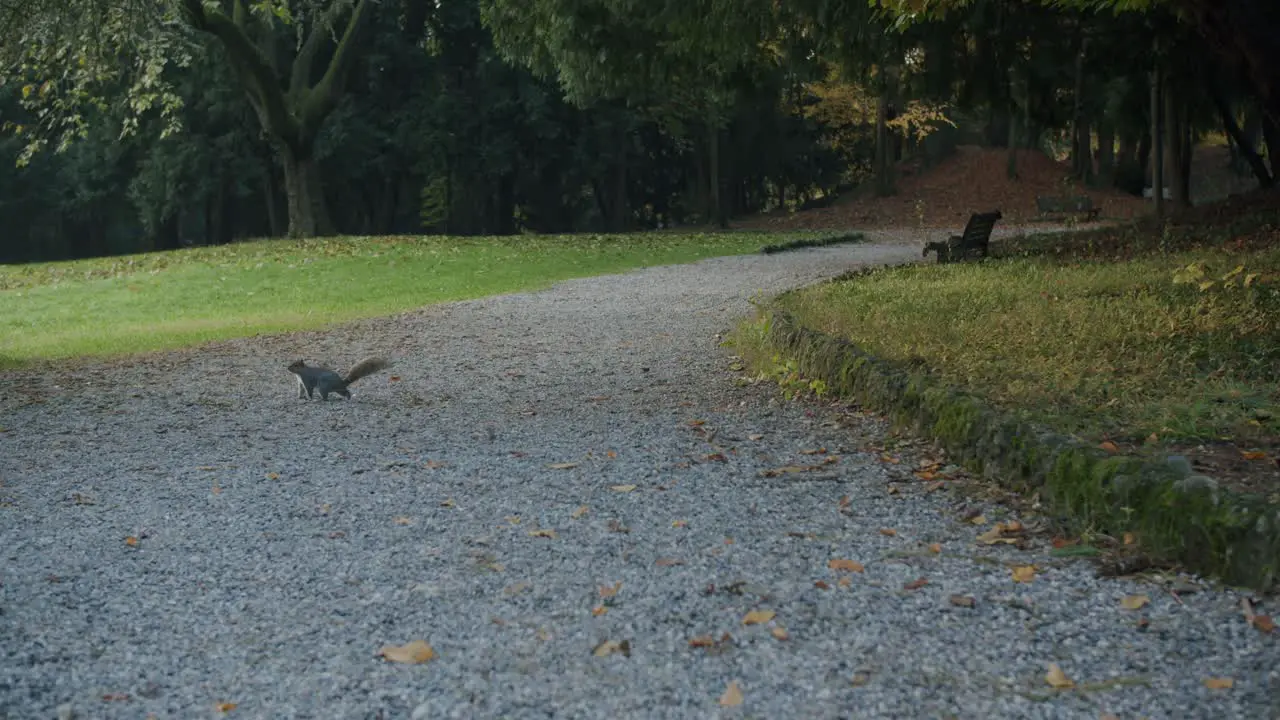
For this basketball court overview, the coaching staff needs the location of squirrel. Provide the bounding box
[287,357,392,400]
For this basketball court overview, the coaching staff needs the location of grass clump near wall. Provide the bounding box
[0,230,847,367]
[732,247,1280,590]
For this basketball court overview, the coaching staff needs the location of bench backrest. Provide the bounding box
[960,211,1002,244]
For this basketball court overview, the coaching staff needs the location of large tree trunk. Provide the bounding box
[1165,77,1192,207]
[279,144,335,238]
[1072,34,1093,182]
[874,78,895,197]
[1208,81,1273,187]
[1151,66,1165,218]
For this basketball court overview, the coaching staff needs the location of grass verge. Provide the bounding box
[730,245,1280,590]
[0,230,854,367]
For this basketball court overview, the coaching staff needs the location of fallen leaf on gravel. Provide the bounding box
[424,460,447,469]
[1251,615,1276,633]
[689,635,716,647]
[599,582,622,598]
[814,580,831,590]
[672,520,688,528]
[211,484,222,495]
[925,481,946,493]
[824,455,840,465]
[1120,594,1150,610]
[880,453,900,464]
[969,515,988,525]
[838,576,853,588]
[196,465,217,471]
[591,605,607,616]
[724,537,735,544]
[771,627,790,640]
[879,528,898,537]
[914,470,937,481]
[393,516,412,525]
[1241,451,1267,460]
[571,505,589,519]
[265,472,280,480]
[592,639,631,657]
[903,577,929,591]
[611,484,637,493]
[928,543,942,554]
[506,515,522,525]
[587,395,610,402]
[124,536,138,547]
[760,464,824,477]
[1099,441,1119,453]
[742,610,776,625]
[719,681,744,706]
[704,453,728,463]
[976,524,1019,545]
[528,529,557,539]
[606,450,617,459]
[379,640,436,664]
[838,495,852,509]
[828,559,865,572]
[1012,566,1037,583]
[440,498,455,508]
[607,520,630,533]
[687,419,706,427]
[215,702,238,713]
[1203,677,1234,690]
[1052,536,1077,548]
[1045,663,1074,689]
[887,484,900,495]
[800,448,827,455]
[748,434,764,441]
[850,672,872,687]
[547,462,579,470]
[655,558,685,567]
[949,594,976,608]
[101,693,129,701]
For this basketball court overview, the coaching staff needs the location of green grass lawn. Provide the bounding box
[772,248,1280,449]
[0,231,840,367]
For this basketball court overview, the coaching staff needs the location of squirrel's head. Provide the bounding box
[287,359,307,372]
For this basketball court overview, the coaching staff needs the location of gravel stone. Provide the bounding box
[2,241,1277,719]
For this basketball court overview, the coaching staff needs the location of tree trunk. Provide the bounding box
[1165,77,1191,207]
[1209,83,1273,187]
[1072,34,1092,182]
[1096,121,1116,188]
[280,144,335,238]
[708,122,725,227]
[874,79,895,197]
[1151,67,1165,218]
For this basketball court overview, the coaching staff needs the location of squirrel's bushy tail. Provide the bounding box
[344,357,392,385]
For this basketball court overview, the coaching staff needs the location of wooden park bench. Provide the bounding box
[1036,194,1100,221]
[923,210,1002,264]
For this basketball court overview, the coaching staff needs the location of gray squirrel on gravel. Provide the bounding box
[287,357,392,400]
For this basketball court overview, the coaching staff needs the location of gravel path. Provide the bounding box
[2,241,1276,720]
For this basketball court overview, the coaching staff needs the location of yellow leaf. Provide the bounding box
[591,605,607,616]
[265,472,280,480]
[969,515,987,525]
[719,681,744,706]
[379,640,436,664]
[827,558,865,572]
[770,626,789,640]
[1120,594,1150,610]
[571,505,589,519]
[599,582,622,598]
[1241,451,1268,461]
[1012,565,1037,583]
[1203,677,1234,690]
[547,462,578,470]
[506,515,522,525]
[215,702,238,713]
[1045,663,1074,689]
[742,609,776,625]
[611,484,637,493]
[592,639,630,657]
[528,529,556,539]
[672,520,688,528]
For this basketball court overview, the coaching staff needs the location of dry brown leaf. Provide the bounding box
[1012,565,1037,583]
[719,681,744,707]
[1203,677,1234,690]
[969,515,988,525]
[124,536,138,547]
[689,635,717,647]
[742,610,776,625]
[828,559,865,573]
[771,626,790,640]
[704,453,728,463]
[850,671,872,687]
[1120,594,1150,610]
[760,464,824,477]
[547,462,579,470]
[393,516,412,526]
[928,543,943,554]
[655,557,684,567]
[903,577,929,591]
[1251,615,1277,633]
[672,520,688,528]
[1241,450,1268,460]
[611,484,637,493]
[879,528,898,537]
[837,575,853,588]
[1099,441,1119,453]
[838,495,852,509]
[800,448,827,455]
[591,605,607,616]
[814,580,831,590]
[379,640,436,664]
[529,529,557,539]
[599,582,622,599]
[886,484,900,495]
[215,702,238,713]
[440,498,455,508]
[949,594,976,608]
[1122,532,1136,545]
[592,639,631,657]
[265,472,280,480]
[1045,663,1074,689]
[571,505,589,519]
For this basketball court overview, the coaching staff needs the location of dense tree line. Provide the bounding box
[0,0,1276,262]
